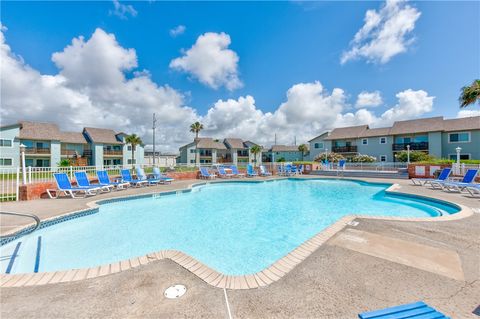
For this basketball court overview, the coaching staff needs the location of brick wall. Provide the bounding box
[19,182,57,201]
[407,164,451,179]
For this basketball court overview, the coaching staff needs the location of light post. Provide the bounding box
[406,144,410,164]
[325,148,328,170]
[456,147,462,174]
[20,143,27,185]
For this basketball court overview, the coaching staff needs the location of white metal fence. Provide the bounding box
[2,162,477,201]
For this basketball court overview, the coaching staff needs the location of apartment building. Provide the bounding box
[262,145,309,162]
[0,121,144,167]
[177,137,262,165]
[308,116,480,161]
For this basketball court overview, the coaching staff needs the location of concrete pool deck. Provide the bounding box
[1,176,479,318]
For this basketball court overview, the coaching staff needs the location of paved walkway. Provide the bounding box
[1,176,479,318]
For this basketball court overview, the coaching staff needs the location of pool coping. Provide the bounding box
[0,177,474,290]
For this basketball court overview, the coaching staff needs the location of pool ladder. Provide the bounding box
[0,211,41,239]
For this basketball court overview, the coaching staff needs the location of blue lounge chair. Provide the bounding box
[411,168,452,186]
[430,169,478,192]
[121,169,148,187]
[136,167,161,185]
[259,165,272,176]
[47,173,98,198]
[297,164,304,175]
[358,301,450,319]
[199,167,216,179]
[217,166,234,178]
[438,169,479,192]
[97,170,129,190]
[338,159,346,170]
[152,167,175,184]
[276,165,285,176]
[465,184,480,197]
[246,164,258,177]
[74,171,111,192]
[230,165,245,178]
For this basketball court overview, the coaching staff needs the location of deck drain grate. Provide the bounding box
[164,284,187,299]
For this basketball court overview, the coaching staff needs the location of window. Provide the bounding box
[448,132,470,143]
[127,159,136,164]
[380,155,387,162]
[0,158,13,166]
[314,142,324,149]
[379,137,387,144]
[190,149,195,153]
[127,146,132,151]
[361,138,368,145]
[190,159,195,163]
[0,139,13,147]
[449,154,471,160]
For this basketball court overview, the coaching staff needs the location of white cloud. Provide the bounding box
[110,0,137,19]
[200,84,434,146]
[0,27,197,153]
[170,25,186,37]
[341,0,421,64]
[355,91,383,108]
[169,32,242,91]
[457,109,480,118]
[0,26,436,152]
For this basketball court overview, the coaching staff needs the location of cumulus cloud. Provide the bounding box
[457,109,480,118]
[169,25,186,37]
[0,27,197,152]
[199,82,434,146]
[355,91,383,108]
[169,32,242,90]
[110,0,137,19]
[341,0,421,64]
[1,26,435,151]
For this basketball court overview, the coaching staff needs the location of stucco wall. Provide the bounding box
[441,130,480,160]
[0,126,20,167]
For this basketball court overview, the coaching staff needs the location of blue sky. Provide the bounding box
[1,1,479,150]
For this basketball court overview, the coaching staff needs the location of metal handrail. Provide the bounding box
[0,212,41,239]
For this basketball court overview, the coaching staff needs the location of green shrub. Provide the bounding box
[395,150,433,162]
[352,154,376,163]
[314,152,345,163]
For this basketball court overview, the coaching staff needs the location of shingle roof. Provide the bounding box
[324,125,368,140]
[59,131,87,144]
[308,131,330,142]
[195,138,227,149]
[83,127,122,144]
[271,145,302,152]
[224,138,245,149]
[389,116,444,135]
[359,127,391,137]
[19,121,62,140]
[442,116,480,132]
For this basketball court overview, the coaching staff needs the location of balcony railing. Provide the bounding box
[25,147,50,154]
[103,150,123,156]
[83,150,93,157]
[332,145,358,153]
[61,149,78,156]
[392,142,429,151]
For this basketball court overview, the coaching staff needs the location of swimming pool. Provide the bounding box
[0,179,459,275]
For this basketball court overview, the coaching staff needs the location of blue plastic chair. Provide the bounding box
[358,301,450,319]
[411,168,452,186]
[97,170,130,190]
[121,169,148,187]
[229,165,245,178]
[74,171,110,192]
[152,167,175,184]
[47,173,98,198]
[246,164,258,177]
[199,167,216,179]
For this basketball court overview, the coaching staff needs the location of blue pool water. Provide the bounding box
[1,179,459,275]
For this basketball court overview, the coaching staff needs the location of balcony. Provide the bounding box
[103,150,123,156]
[392,142,429,151]
[61,149,79,156]
[83,150,93,157]
[332,145,358,153]
[25,147,50,154]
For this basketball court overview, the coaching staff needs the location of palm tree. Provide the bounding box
[190,122,204,165]
[250,145,262,167]
[459,79,480,108]
[125,134,143,167]
[298,144,308,161]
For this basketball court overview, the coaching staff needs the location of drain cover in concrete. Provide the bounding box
[164,285,187,299]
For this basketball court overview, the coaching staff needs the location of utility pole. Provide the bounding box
[294,136,296,146]
[152,113,157,165]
